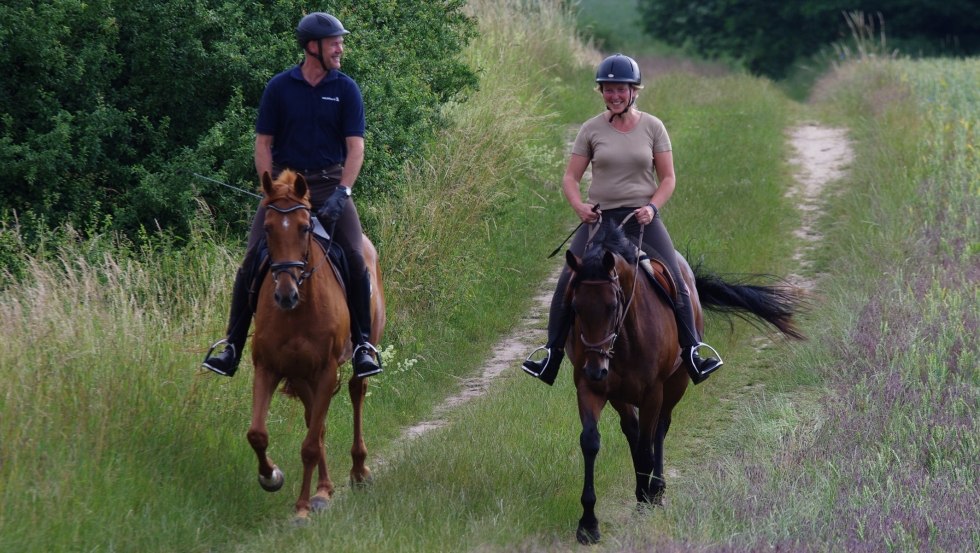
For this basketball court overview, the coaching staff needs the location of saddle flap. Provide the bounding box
[639,255,679,304]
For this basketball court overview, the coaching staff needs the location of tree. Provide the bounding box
[638,0,980,78]
[0,0,477,241]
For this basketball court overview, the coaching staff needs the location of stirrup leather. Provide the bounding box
[522,346,551,377]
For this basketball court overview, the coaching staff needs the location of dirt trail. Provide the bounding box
[786,123,854,290]
[377,121,853,465]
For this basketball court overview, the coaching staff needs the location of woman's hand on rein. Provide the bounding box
[635,204,657,225]
[577,203,600,224]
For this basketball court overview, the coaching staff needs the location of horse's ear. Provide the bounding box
[294,173,309,200]
[565,250,581,272]
[603,251,616,273]
[261,171,274,196]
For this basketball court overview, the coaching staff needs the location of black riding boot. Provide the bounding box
[349,270,382,378]
[674,290,723,384]
[202,264,254,377]
[522,274,573,386]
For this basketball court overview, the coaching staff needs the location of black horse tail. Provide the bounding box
[693,267,807,340]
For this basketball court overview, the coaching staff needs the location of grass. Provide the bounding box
[1,1,978,551]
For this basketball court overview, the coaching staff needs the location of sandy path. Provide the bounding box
[376,121,854,465]
[786,123,854,290]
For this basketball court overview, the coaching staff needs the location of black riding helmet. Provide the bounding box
[296,12,349,72]
[595,54,641,121]
[595,53,641,85]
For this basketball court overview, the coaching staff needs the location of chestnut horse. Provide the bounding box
[248,170,385,523]
[565,219,803,544]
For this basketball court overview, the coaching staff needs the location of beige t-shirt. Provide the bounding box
[571,111,671,210]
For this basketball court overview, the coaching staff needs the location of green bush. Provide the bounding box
[0,0,476,244]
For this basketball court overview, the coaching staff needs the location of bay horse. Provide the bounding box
[248,170,385,523]
[565,219,803,544]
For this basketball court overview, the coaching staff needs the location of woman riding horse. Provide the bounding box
[523,53,722,387]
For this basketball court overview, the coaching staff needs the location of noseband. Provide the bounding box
[576,272,628,359]
[266,202,316,287]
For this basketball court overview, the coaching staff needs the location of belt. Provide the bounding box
[273,164,343,180]
[298,165,343,179]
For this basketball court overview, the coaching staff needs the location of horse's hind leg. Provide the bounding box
[612,401,647,500]
[348,375,372,485]
[247,367,284,492]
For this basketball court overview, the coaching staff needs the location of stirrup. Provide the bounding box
[521,346,551,378]
[688,342,723,379]
[353,343,383,377]
[690,342,723,365]
[202,338,237,376]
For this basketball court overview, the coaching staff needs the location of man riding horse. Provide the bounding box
[203,12,382,379]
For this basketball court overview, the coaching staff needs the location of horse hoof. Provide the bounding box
[292,512,310,527]
[310,495,330,513]
[350,472,374,488]
[259,466,285,492]
[576,525,600,545]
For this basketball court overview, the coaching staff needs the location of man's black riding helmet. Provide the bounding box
[296,12,349,47]
[595,54,641,86]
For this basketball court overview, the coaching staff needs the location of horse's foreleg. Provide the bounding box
[295,374,337,520]
[247,367,284,492]
[576,386,606,545]
[348,374,372,485]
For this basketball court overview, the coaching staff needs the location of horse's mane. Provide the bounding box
[263,169,311,206]
[576,218,637,280]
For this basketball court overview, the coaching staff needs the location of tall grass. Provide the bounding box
[619,58,979,551]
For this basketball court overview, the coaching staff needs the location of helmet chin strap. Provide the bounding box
[607,88,636,122]
[305,39,330,73]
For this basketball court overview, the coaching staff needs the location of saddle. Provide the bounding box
[638,251,680,309]
[248,218,351,311]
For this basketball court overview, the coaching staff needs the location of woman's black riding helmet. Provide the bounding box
[595,54,641,85]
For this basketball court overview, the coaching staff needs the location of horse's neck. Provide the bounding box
[622,269,672,335]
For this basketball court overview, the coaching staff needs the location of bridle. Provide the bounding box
[265,201,321,288]
[575,214,645,360]
[576,273,628,360]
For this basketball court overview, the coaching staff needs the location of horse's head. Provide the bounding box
[566,221,637,382]
[261,170,313,310]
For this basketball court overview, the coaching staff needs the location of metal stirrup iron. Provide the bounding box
[690,342,723,373]
[522,346,551,377]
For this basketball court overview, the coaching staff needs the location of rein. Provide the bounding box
[265,201,329,288]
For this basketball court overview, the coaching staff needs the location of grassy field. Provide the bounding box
[1,0,977,551]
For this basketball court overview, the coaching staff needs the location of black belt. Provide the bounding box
[273,164,343,180]
[298,165,342,179]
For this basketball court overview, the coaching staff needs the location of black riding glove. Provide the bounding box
[317,185,351,225]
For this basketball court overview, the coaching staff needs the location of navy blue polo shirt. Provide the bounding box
[255,64,365,172]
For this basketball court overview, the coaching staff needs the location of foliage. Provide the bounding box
[637,0,980,77]
[0,0,476,243]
